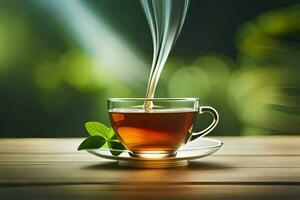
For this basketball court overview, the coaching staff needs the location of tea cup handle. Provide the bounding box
[190,106,219,141]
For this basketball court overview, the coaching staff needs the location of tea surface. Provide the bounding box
[109,108,197,152]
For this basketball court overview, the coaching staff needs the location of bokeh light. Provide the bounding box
[0,1,299,136]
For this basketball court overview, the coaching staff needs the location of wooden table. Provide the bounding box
[0,136,299,200]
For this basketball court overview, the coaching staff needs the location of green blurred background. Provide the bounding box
[0,0,299,137]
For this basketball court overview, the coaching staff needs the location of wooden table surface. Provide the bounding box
[0,136,299,200]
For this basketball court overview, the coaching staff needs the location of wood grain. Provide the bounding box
[0,154,300,168]
[0,163,299,185]
[0,136,299,155]
[1,185,300,200]
[0,137,299,200]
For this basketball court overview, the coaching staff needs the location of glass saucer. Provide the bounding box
[86,138,222,168]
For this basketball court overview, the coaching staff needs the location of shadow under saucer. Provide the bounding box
[83,160,233,171]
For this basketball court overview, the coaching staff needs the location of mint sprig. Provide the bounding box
[78,122,125,156]
[78,135,106,150]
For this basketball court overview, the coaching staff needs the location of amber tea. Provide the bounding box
[109,108,197,157]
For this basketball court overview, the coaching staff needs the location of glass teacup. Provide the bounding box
[108,98,219,159]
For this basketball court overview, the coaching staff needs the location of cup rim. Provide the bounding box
[107,97,200,102]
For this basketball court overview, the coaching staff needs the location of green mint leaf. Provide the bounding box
[110,133,119,141]
[85,122,108,137]
[78,135,106,151]
[109,140,125,156]
[105,128,115,140]
[102,142,109,149]
[79,121,124,156]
